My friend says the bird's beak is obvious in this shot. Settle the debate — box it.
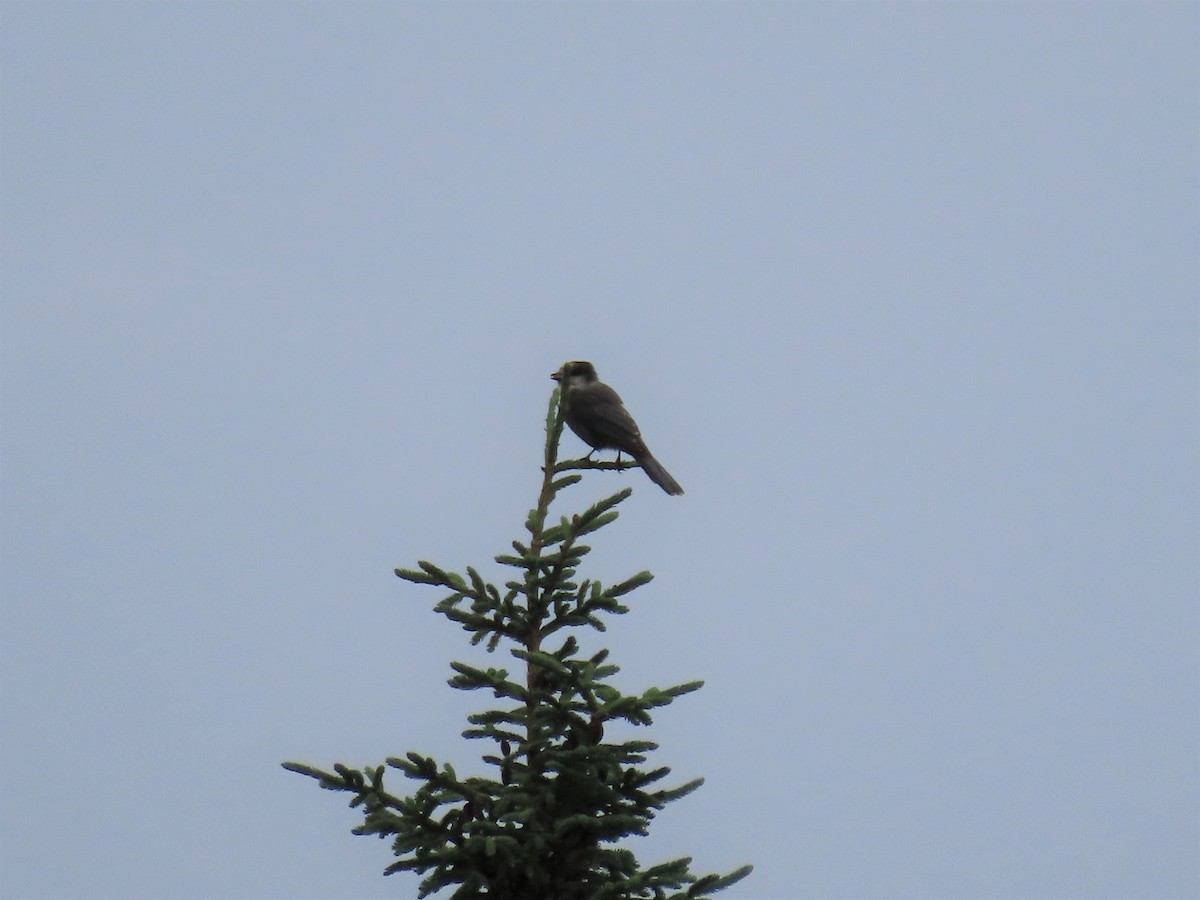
[550,369,562,381]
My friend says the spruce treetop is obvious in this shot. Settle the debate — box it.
[284,372,752,899]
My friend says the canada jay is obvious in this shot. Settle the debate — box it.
[551,360,684,496]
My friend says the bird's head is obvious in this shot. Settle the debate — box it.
[551,360,599,388]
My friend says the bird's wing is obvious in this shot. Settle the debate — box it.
[570,383,643,445]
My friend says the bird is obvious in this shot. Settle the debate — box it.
[551,360,684,496]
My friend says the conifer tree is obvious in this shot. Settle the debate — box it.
[284,374,752,899]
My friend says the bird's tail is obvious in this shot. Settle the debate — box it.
[637,451,684,496]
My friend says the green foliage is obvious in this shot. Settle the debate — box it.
[284,384,751,899]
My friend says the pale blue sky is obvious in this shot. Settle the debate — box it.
[2,3,1197,899]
